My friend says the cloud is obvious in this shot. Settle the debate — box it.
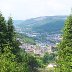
[0,0,72,20]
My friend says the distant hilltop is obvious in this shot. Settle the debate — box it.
[13,16,67,34]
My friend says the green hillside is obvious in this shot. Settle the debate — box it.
[33,19,65,33]
[13,16,66,34]
[17,33,36,45]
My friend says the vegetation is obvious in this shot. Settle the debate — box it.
[1,11,72,72]
[14,16,65,34]
[43,52,56,65]
[56,13,72,72]
[0,12,39,72]
[17,33,36,45]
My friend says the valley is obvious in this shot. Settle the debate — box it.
[13,16,67,72]
[13,16,66,47]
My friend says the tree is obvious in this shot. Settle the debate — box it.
[42,52,50,64]
[7,17,15,42]
[56,14,72,72]
[17,49,39,72]
[0,45,17,72]
[28,55,39,72]
[43,52,55,65]
[0,12,39,72]
[0,12,7,53]
[7,17,21,55]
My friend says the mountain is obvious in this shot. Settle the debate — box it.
[13,16,67,34]
[33,17,65,33]
[13,16,67,45]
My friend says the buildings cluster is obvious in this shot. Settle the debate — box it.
[19,43,56,56]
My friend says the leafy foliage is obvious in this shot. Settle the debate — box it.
[43,52,56,64]
[0,12,39,72]
[17,33,36,45]
[56,14,72,72]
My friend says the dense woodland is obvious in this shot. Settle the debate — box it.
[55,13,72,72]
[0,12,72,72]
[0,12,40,72]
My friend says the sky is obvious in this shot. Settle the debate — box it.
[0,0,72,20]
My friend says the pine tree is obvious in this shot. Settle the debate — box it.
[0,12,39,72]
[7,17,20,55]
[7,17,14,42]
[0,12,7,53]
[56,14,72,72]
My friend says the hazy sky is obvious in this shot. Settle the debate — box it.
[0,0,72,20]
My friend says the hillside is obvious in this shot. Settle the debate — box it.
[13,16,67,45]
[17,33,36,45]
[33,18,65,33]
[13,16,66,34]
